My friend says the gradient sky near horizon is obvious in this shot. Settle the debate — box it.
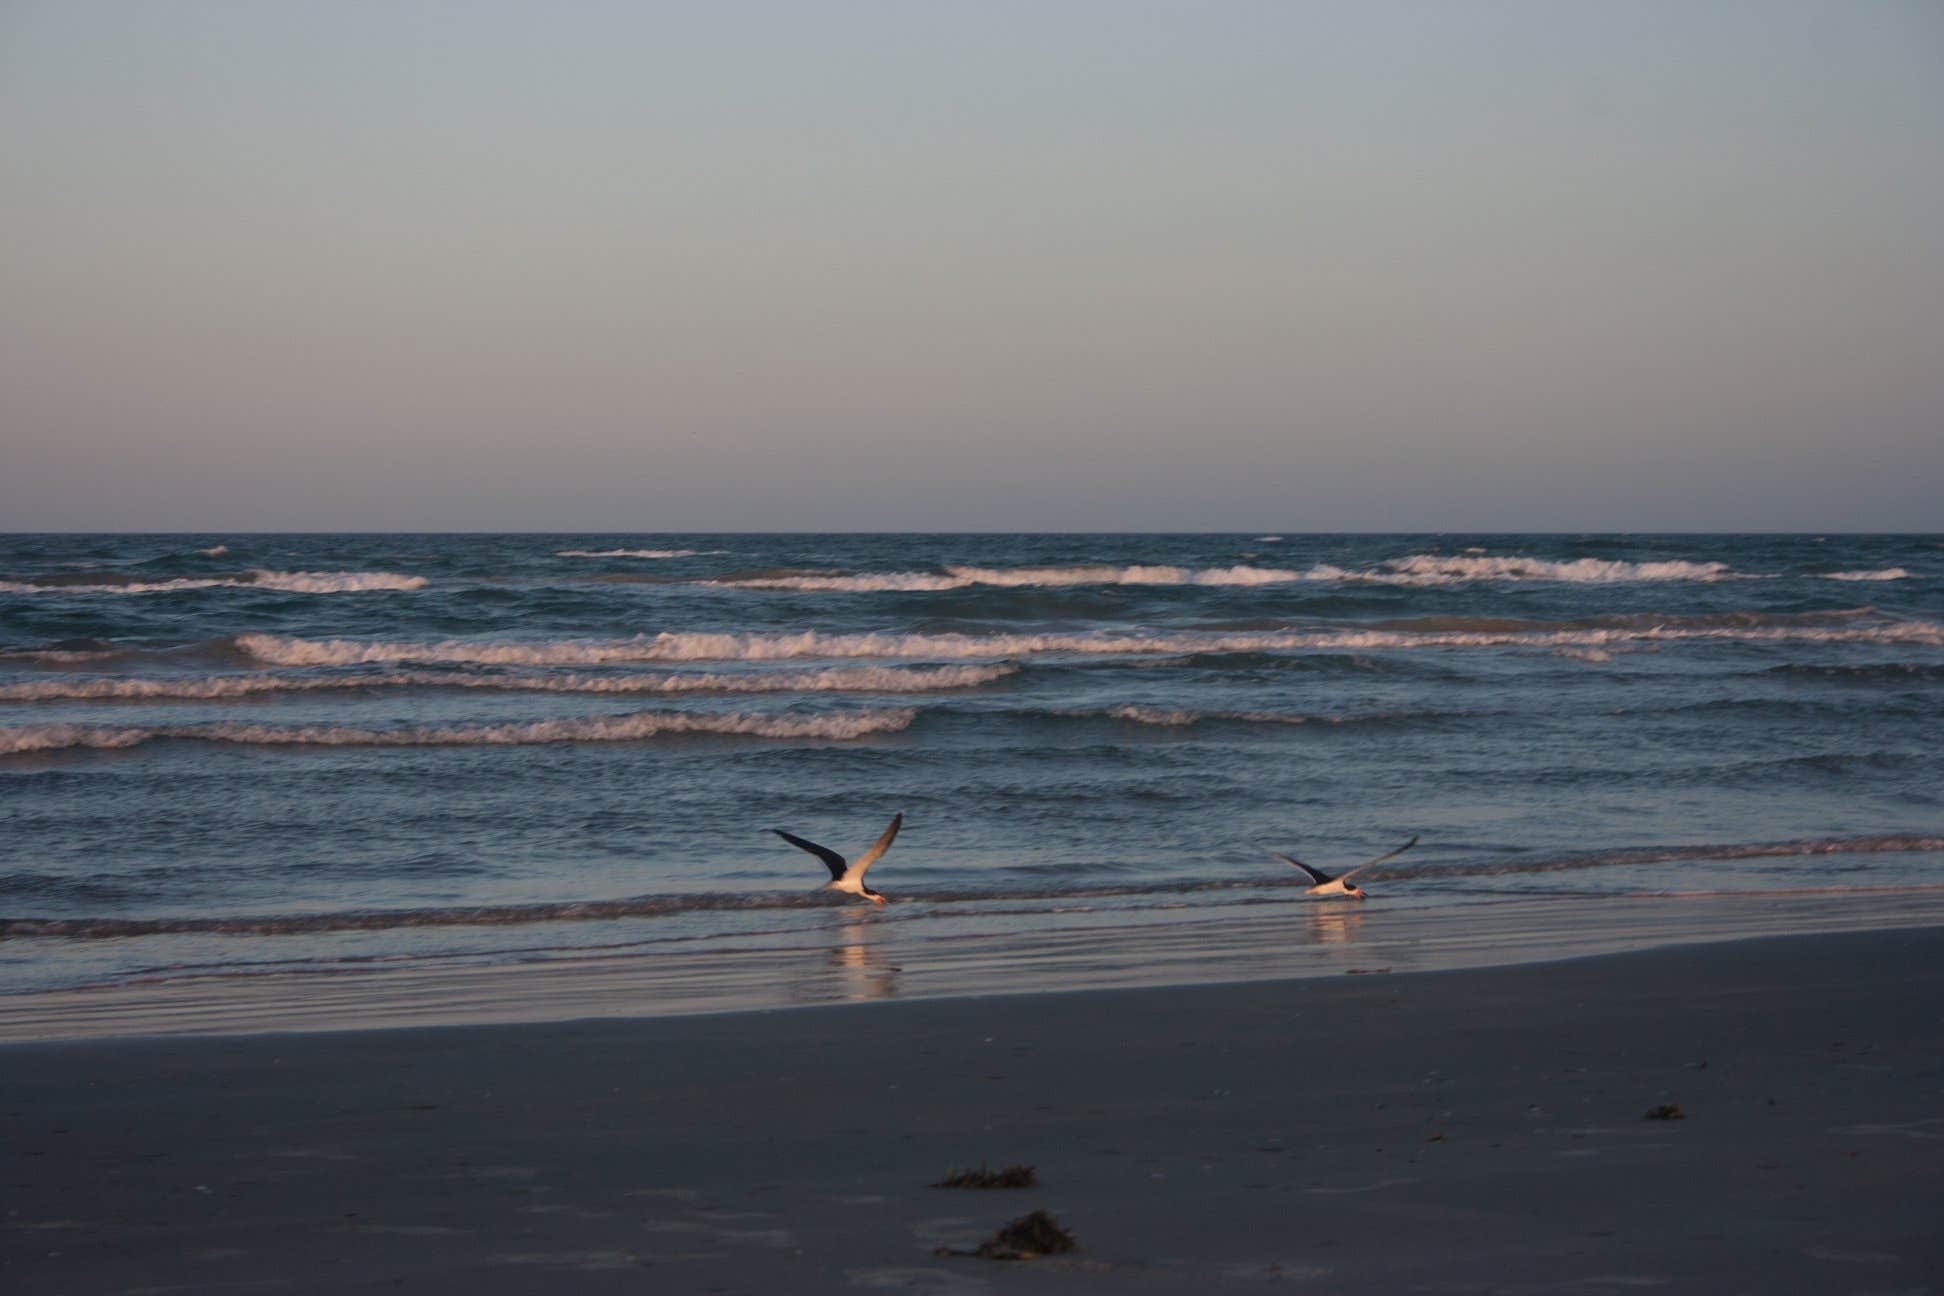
[3,1,1941,532]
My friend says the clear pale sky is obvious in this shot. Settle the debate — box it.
[3,1,1940,531]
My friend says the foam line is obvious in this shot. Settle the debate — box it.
[0,570,427,595]
[233,616,1944,667]
[0,663,1016,702]
[0,708,916,755]
[700,554,1751,591]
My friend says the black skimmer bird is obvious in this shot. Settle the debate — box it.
[772,813,902,905]
[1267,836,1418,900]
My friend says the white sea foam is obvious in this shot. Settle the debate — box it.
[556,549,702,559]
[1103,705,1204,727]
[1824,568,1913,581]
[0,663,1015,703]
[235,616,1944,668]
[700,554,1748,592]
[0,724,149,754]
[710,570,966,592]
[247,570,429,593]
[199,545,229,557]
[0,708,916,755]
[711,563,1321,591]
[1365,555,1739,585]
[0,570,427,595]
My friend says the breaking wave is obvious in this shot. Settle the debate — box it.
[1357,554,1741,585]
[699,554,1748,591]
[1824,568,1913,581]
[0,708,916,756]
[0,569,427,595]
[707,563,1313,591]
[7,834,1936,939]
[0,663,1016,703]
[232,613,1944,668]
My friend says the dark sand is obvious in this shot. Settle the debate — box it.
[5,927,1942,1293]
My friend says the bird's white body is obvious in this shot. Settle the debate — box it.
[825,874,877,901]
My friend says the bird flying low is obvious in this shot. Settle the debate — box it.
[772,813,903,905]
[1267,836,1418,900]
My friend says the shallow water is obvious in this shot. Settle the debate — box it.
[1,533,1939,1014]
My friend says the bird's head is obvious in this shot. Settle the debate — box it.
[1348,886,1368,901]
[864,888,888,906]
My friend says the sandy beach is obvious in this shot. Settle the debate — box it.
[5,925,1941,1294]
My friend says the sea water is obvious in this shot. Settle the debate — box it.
[1,534,1939,1021]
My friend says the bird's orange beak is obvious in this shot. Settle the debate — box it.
[870,894,888,906]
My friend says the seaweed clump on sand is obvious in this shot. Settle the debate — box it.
[932,1163,1038,1189]
[1643,1103,1686,1121]
[936,1208,1077,1261]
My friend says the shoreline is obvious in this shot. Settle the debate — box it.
[5,925,1941,1293]
[5,886,1944,1043]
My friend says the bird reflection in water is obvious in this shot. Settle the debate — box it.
[1307,904,1367,945]
[824,909,899,1002]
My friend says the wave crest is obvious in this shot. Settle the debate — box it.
[1367,554,1737,584]
[234,615,1944,668]
[698,553,1751,592]
[0,708,916,755]
[1824,568,1913,581]
[0,569,426,595]
[0,663,1015,703]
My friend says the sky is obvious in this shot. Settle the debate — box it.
[2,0,1941,532]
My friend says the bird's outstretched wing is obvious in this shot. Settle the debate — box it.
[846,813,903,882]
[1339,836,1419,884]
[773,829,847,881]
[1267,850,1331,886]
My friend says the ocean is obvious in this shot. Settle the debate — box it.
[2,533,1940,1026]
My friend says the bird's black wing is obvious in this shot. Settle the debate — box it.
[772,829,847,881]
[1267,850,1332,886]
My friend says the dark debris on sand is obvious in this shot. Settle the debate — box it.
[932,1162,1039,1189]
[1644,1103,1686,1120]
[936,1208,1079,1261]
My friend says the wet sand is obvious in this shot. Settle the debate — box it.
[5,926,1942,1294]
[10,887,1944,1042]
